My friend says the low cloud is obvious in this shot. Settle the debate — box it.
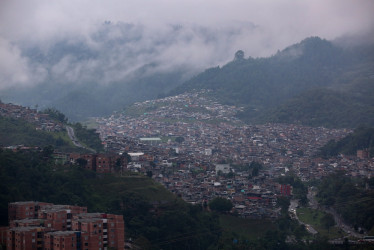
[0,0,373,90]
[0,38,47,88]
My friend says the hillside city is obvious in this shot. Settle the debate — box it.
[1,1,373,248]
[1,91,374,249]
[95,91,373,220]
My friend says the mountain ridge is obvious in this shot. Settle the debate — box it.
[169,36,374,128]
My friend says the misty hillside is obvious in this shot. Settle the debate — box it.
[3,22,240,120]
[170,37,374,128]
[2,33,373,126]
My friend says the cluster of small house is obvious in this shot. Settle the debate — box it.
[0,103,63,132]
[93,91,374,218]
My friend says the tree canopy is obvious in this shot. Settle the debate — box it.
[209,197,233,213]
[319,126,374,157]
[317,173,374,231]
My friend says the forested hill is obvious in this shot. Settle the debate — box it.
[170,37,374,128]
[319,126,374,158]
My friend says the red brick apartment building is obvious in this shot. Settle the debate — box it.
[3,201,124,250]
[68,153,126,173]
[357,149,370,159]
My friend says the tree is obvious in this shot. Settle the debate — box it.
[42,108,68,123]
[123,152,131,163]
[277,196,290,215]
[321,213,335,232]
[175,136,185,143]
[234,50,244,60]
[249,161,262,177]
[42,145,54,158]
[146,171,153,178]
[226,172,234,179]
[76,158,88,168]
[209,197,233,213]
[55,137,65,147]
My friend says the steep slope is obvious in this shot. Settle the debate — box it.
[319,126,374,157]
[172,37,346,105]
[3,21,254,121]
[0,149,221,249]
[171,37,374,128]
[251,80,374,128]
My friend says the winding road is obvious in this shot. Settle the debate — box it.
[307,189,363,238]
[289,199,318,235]
[66,126,83,147]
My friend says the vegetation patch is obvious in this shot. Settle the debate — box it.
[316,173,374,232]
[219,215,276,240]
[319,126,374,157]
[73,123,104,152]
[0,116,75,152]
[297,207,345,239]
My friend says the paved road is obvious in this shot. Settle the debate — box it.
[307,188,362,238]
[66,126,84,147]
[289,199,318,235]
[66,126,96,153]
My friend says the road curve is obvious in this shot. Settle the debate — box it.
[66,126,84,148]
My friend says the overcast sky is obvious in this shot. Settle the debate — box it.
[1,0,373,89]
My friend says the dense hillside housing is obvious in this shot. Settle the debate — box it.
[0,103,63,132]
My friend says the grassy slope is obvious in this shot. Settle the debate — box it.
[297,207,345,239]
[0,117,74,151]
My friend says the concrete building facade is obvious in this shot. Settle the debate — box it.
[4,202,125,250]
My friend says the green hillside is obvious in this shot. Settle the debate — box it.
[0,148,340,249]
[0,149,220,249]
[319,126,374,157]
[171,37,374,128]
[316,173,374,232]
[0,116,72,150]
[0,110,103,153]
[250,86,374,128]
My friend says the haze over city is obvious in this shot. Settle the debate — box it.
[1,0,373,90]
[1,1,374,249]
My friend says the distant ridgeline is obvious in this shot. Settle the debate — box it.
[170,37,374,128]
[319,126,374,158]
